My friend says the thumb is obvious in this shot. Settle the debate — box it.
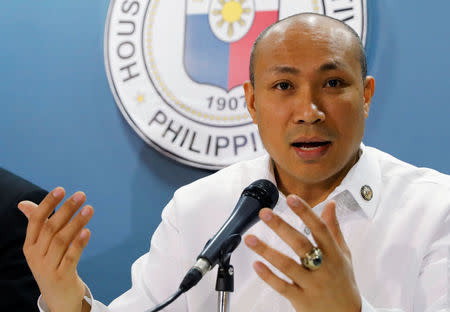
[17,200,38,219]
[321,201,350,255]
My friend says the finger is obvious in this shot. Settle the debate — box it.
[286,195,339,256]
[244,234,308,287]
[46,205,93,268]
[36,192,86,256]
[25,187,65,246]
[259,208,314,258]
[321,201,350,255]
[18,200,38,219]
[59,228,91,274]
[252,260,300,300]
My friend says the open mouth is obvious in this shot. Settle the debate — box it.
[291,141,331,149]
[291,141,332,160]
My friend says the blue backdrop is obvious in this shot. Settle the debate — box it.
[1,0,449,305]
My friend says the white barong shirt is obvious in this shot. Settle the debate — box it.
[39,145,450,311]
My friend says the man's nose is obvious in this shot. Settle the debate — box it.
[292,88,325,124]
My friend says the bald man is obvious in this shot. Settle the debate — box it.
[20,13,449,312]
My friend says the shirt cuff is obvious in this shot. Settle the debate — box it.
[361,296,377,312]
[37,284,93,312]
[361,296,405,312]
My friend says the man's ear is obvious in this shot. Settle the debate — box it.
[243,80,257,124]
[363,76,375,118]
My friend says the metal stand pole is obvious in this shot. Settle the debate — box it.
[216,253,234,312]
[217,291,231,312]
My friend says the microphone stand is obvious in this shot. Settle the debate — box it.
[215,252,234,312]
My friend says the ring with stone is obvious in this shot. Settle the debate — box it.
[301,247,323,271]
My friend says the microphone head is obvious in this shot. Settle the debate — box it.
[243,179,279,209]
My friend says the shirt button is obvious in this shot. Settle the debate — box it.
[304,227,311,235]
[360,185,373,201]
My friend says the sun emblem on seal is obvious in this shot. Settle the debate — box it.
[210,0,253,40]
[208,0,256,44]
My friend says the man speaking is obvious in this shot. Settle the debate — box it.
[18,13,449,311]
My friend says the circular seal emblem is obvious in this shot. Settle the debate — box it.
[105,0,367,170]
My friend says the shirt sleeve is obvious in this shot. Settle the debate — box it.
[413,211,449,312]
[361,210,450,312]
[37,284,108,312]
[360,296,404,312]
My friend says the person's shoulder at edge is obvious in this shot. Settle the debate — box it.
[0,168,48,312]
[0,168,48,209]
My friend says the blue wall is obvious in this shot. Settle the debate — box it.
[1,0,449,304]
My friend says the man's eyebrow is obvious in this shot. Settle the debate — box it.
[268,65,300,75]
[319,61,344,72]
[268,62,347,75]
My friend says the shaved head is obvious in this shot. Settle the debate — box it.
[249,13,367,86]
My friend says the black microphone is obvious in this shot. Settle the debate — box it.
[178,179,279,293]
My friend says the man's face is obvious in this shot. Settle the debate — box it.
[245,19,375,192]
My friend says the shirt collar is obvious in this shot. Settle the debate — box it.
[261,143,381,219]
[329,143,381,219]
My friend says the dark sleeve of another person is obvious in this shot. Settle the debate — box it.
[0,168,48,311]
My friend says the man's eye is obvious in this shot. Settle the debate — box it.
[275,82,292,90]
[326,79,341,87]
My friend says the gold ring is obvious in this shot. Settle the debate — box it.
[301,247,323,270]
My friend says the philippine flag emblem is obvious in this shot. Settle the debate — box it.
[184,0,279,91]
[105,0,367,169]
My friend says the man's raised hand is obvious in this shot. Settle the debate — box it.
[18,187,93,312]
[244,195,361,312]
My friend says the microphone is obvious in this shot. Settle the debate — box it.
[178,179,279,293]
